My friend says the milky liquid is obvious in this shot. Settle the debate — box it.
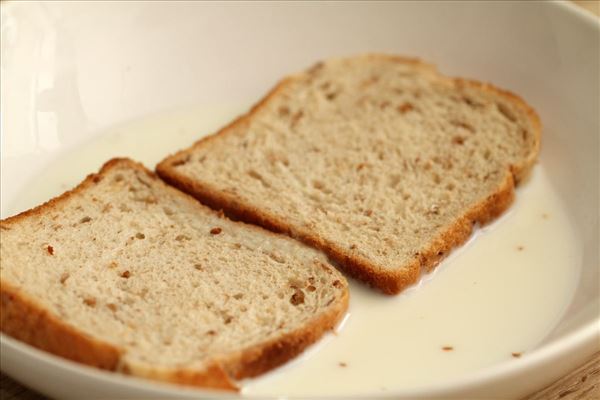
[5,106,580,397]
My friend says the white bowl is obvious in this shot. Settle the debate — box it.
[1,1,598,399]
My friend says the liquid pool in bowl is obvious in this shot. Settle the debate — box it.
[4,105,580,397]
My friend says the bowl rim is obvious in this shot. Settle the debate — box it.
[0,0,598,398]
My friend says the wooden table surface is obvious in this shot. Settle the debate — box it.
[1,1,599,399]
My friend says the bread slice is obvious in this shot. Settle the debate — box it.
[156,54,541,295]
[0,158,348,390]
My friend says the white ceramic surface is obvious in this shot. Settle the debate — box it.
[1,1,598,399]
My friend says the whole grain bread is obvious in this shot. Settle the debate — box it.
[157,54,541,294]
[0,158,348,390]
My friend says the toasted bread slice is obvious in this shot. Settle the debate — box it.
[157,54,541,294]
[0,158,348,390]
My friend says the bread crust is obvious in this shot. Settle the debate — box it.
[156,54,540,294]
[118,360,236,390]
[0,158,348,390]
[1,282,122,370]
[223,284,348,379]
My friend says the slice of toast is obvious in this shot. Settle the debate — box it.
[0,158,348,390]
[157,54,541,295]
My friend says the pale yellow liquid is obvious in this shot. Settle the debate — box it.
[5,106,580,397]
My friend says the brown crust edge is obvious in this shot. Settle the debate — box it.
[156,53,539,295]
[0,161,128,376]
[1,158,349,390]
[223,284,349,379]
[1,281,122,370]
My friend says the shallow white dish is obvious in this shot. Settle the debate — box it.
[1,1,598,399]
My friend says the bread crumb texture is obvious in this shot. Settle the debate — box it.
[157,54,540,294]
[0,159,348,390]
